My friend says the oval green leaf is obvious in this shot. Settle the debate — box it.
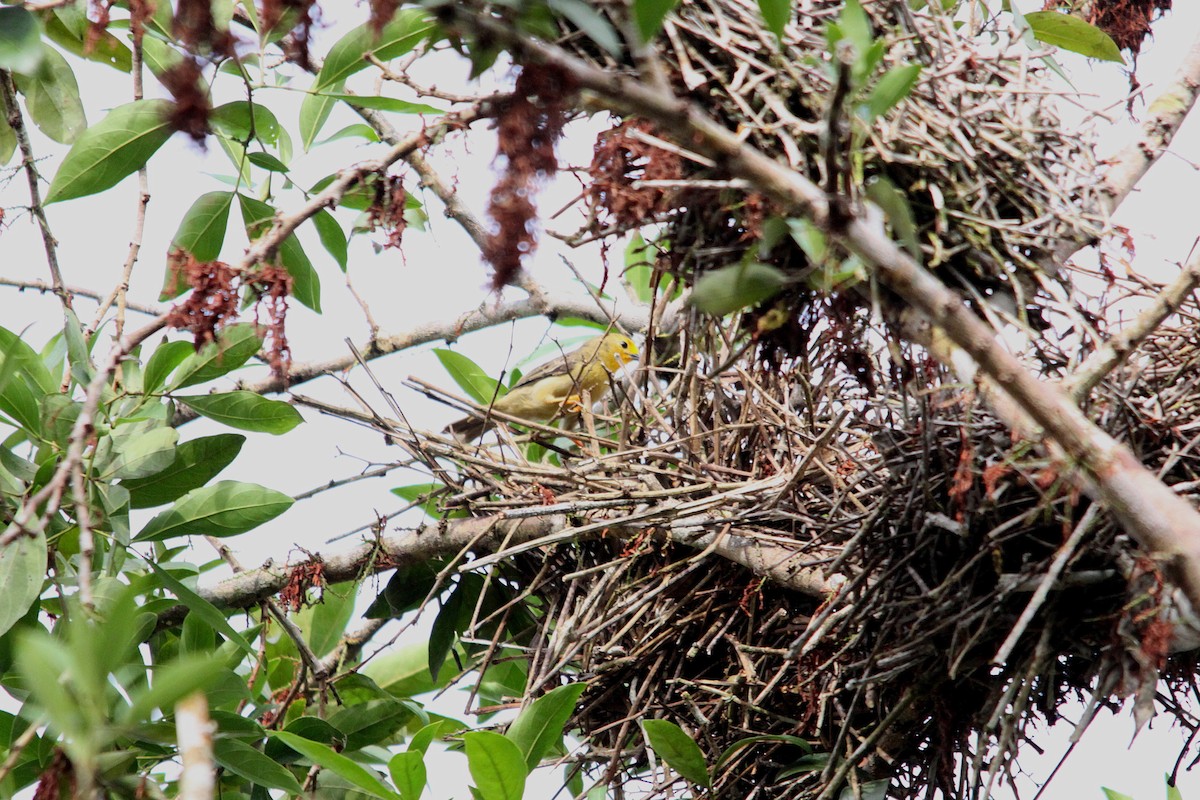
[133,480,294,542]
[689,261,788,316]
[506,682,586,770]
[169,323,264,389]
[45,99,173,204]
[13,45,87,144]
[1024,11,1124,63]
[0,8,43,74]
[642,719,711,788]
[0,528,45,638]
[433,349,503,406]
[213,738,305,795]
[271,731,401,800]
[121,433,246,508]
[177,391,303,434]
[463,731,527,800]
[388,750,427,800]
[170,191,234,262]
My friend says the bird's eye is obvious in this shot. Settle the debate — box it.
[621,340,629,349]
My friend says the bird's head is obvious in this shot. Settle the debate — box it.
[598,334,639,369]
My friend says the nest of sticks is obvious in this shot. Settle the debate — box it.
[332,1,1200,797]
[376,286,1200,799]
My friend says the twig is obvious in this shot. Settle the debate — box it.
[0,276,165,316]
[89,27,150,338]
[991,504,1100,665]
[0,71,69,310]
[203,536,329,687]
[1066,241,1200,401]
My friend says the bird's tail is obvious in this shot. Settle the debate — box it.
[445,415,491,441]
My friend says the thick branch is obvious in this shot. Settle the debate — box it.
[1091,32,1200,229]
[436,8,1200,614]
[158,508,843,627]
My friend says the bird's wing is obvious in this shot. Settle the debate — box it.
[509,349,577,390]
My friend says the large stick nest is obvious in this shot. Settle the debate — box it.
[357,1,1200,798]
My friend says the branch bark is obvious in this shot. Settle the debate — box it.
[158,504,845,628]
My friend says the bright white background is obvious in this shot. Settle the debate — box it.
[2,0,1200,797]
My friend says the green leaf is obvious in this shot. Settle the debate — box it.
[248,151,289,172]
[238,194,322,311]
[211,101,280,145]
[134,480,294,542]
[363,642,448,698]
[547,0,621,57]
[756,0,791,40]
[45,99,173,204]
[0,8,43,74]
[0,326,55,393]
[388,751,427,800]
[312,210,348,271]
[170,191,234,262]
[146,561,256,658]
[864,63,921,122]
[865,176,922,263]
[43,11,130,72]
[319,123,381,145]
[307,582,357,658]
[15,632,85,746]
[1100,790,1136,800]
[689,262,788,315]
[177,392,304,434]
[103,426,180,480]
[121,654,227,725]
[272,731,402,800]
[714,734,812,769]
[303,10,435,150]
[122,433,245,508]
[433,349,503,406]
[838,0,873,57]
[142,341,194,395]
[463,731,527,800]
[0,528,45,638]
[328,697,414,751]
[632,0,679,42]
[309,93,442,115]
[1024,11,1124,63]
[642,719,711,788]
[505,683,586,770]
[169,323,264,389]
[364,561,440,619]
[213,738,305,795]
[13,45,86,144]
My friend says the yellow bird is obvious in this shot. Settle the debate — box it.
[446,333,639,441]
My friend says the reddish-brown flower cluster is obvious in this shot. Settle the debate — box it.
[485,64,578,290]
[367,174,409,251]
[159,59,211,142]
[164,252,292,381]
[587,119,683,229]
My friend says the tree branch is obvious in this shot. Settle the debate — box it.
[157,505,845,628]
[1065,243,1200,401]
[0,71,69,310]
